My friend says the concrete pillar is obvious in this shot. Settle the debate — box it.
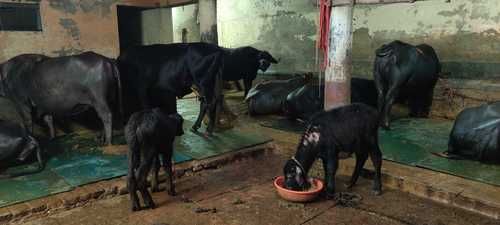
[198,0,218,44]
[324,2,353,110]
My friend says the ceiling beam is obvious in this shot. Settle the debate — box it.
[120,0,197,8]
[330,0,423,7]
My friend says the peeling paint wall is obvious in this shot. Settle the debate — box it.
[217,0,318,73]
[0,0,169,62]
[141,8,173,45]
[172,4,200,43]
[352,0,500,80]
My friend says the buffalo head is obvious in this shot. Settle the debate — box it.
[257,51,278,72]
[283,159,310,191]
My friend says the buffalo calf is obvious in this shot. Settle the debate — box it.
[125,108,184,211]
[283,103,382,198]
[374,40,440,129]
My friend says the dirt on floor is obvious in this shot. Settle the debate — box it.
[15,147,499,225]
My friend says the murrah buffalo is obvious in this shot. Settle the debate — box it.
[374,40,440,129]
[0,52,122,146]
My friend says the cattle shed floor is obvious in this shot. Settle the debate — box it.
[0,97,272,208]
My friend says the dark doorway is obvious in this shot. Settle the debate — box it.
[117,5,148,53]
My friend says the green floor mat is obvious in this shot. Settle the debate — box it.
[259,118,306,133]
[0,169,72,207]
[176,121,272,159]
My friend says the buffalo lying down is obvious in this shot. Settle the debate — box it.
[446,102,500,163]
[245,75,311,116]
[0,52,122,146]
[284,78,379,120]
[0,120,42,178]
[374,40,441,129]
[283,103,382,197]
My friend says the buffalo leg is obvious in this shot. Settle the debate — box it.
[369,139,383,195]
[322,150,338,199]
[127,149,141,211]
[234,81,243,91]
[420,89,434,117]
[373,66,386,115]
[380,85,401,130]
[345,152,368,189]
[150,156,161,192]
[95,104,113,146]
[206,99,218,135]
[43,115,56,139]
[192,97,207,132]
[161,144,176,196]
[136,147,156,209]
[243,79,253,97]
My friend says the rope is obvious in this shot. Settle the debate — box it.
[316,0,331,98]
[317,0,331,71]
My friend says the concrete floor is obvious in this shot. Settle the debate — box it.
[15,149,498,225]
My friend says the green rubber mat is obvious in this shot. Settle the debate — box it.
[178,121,273,159]
[259,118,307,133]
[0,99,271,208]
[0,169,72,207]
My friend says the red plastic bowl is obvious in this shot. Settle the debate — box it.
[274,176,324,202]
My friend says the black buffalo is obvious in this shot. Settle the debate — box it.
[0,52,122,146]
[125,108,183,211]
[221,46,278,96]
[374,40,441,129]
[0,119,42,178]
[284,78,379,120]
[446,102,500,163]
[118,43,224,135]
[245,74,311,116]
[283,103,382,197]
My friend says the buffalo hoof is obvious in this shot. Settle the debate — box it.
[381,124,391,130]
[151,186,162,193]
[131,202,141,212]
[344,182,355,190]
[190,126,200,133]
[322,191,336,200]
[145,201,156,210]
[372,189,382,196]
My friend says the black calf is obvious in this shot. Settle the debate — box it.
[283,103,382,198]
[125,108,184,211]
